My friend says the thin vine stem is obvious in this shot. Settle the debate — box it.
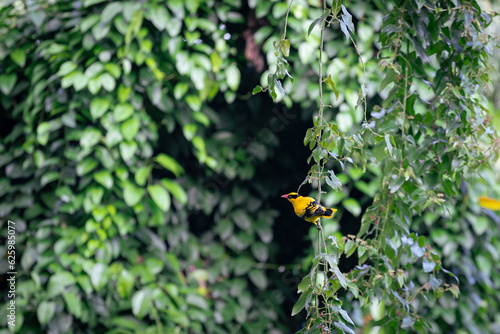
[348,35,382,138]
[400,39,410,170]
[281,0,294,40]
[317,2,326,203]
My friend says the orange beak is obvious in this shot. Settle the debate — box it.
[281,194,289,198]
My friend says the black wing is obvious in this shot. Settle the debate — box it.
[303,199,325,219]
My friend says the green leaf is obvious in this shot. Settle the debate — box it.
[33,150,44,167]
[105,63,121,78]
[89,263,108,290]
[37,301,56,325]
[149,4,170,30]
[308,17,323,37]
[57,61,78,77]
[297,274,312,293]
[211,52,223,73]
[94,170,114,189]
[99,73,116,91]
[48,271,76,293]
[215,219,234,240]
[354,180,377,197]
[249,269,267,290]
[325,74,339,101]
[470,216,488,235]
[118,85,131,103]
[291,287,313,316]
[389,177,404,194]
[10,49,26,67]
[192,112,210,127]
[147,185,171,212]
[36,121,51,146]
[80,14,100,32]
[61,71,76,88]
[234,257,253,275]
[380,70,398,91]
[280,39,290,57]
[135,166,152,186]
[335,306,355,326]
[125,9,144,50]
[155,154,185,177]
[90,98,111,120]
[274,79,286,97]
[63,292,82,318]
[88,77,102,94]
[83,0,106,7]
[186,294,208,310]
[145,257,164,274]
[41,171,59,186]
[121,118,140,141]
[114,103,135,122]
[226,64,241,91]
[334,320,355,334]
[344,240,357,258]
[385,133,393,155]
[183,123,197,141]
[117,271,134,298]
[165,252,180,271]
[101,2,123,23]
[252,85,263,95]
[119,141,137,161]
[122,58,132,74]
[92,23,110,40]
[333,266,347,288]
[409,36,430,63]
[272,2,289,18]
[251,242,269,262]
[232,209,252,230]
[358,216,371,237]
[96,146,114,169]
[186,94,201,111]
[449,284,459,299]
[132,289,152,318]
[123,181,144,207]
[73,72,89,91]
[85,62,104,78]
[174,82,189,100]
[77,158,98,176]
[80,128,102,148]
[342,198,361,217]
[161,178,187,205]
[0,74,17,95]
[326,170,342,191]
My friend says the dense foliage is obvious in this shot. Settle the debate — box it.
[263,0,500,333]
[0,0,290,332]
[0,0,499,333]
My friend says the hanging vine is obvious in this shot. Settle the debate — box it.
[256,0,498,333]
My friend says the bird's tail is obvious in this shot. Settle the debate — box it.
[322,208,337,219]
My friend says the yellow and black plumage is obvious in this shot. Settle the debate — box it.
[281,192,337,225]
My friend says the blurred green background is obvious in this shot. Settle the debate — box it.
[0,0,499,333]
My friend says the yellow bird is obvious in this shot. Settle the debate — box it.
[281,192,337,225]
[479,196,500,211]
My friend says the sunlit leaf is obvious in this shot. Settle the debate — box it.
[148,184,170,212]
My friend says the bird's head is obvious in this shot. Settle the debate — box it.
[281,192,300,202]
